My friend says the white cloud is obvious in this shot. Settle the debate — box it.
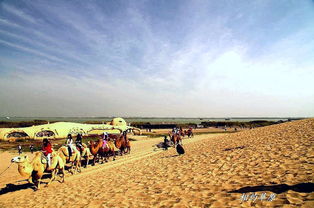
[0,0,313,117]
[2,3,37,24]
[0,39,68,64]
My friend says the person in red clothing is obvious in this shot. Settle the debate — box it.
[42,138,52,168]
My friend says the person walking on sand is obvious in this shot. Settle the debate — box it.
[176,143,185,155]
[29,144,34,154]
[18,145,22,155]
[42,138,52,169]
[163,135,169,150]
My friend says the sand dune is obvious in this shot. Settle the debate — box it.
[0,119,313,208]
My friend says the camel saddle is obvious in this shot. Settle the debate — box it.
[102,140,109,149]
[76,143,88,151]
[76,145,85,152]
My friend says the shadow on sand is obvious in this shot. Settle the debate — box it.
[0,173,57,195]
[224,146,245,151]
[161,155,180,158]
[0,183,36,195]
[228,182,314,194]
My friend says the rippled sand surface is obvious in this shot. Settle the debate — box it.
[0,119,313,208]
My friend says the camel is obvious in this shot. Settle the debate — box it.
[100,139,116,162]
[111,133,129,155]
[11,152,65,190]
[153,140,172,151]
[179,127,185,137]
[169,133,182,147]
[79,143,93,168]
[89,138,116,165]
[96,137,115,163]
[179,130,185,137]
[186,129,194,138]
[58,146,81,174]
[125,138,131,154]
[89,139,101,166]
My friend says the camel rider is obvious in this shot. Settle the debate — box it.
[66,134,74,157]
[76,133,83,154]
[123,131,129,142]
[172,127,176,134]
[173,127,178,135]
[102,132,108,149]
[42,138,52,168]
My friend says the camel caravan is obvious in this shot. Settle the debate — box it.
[9,118,139,190]
[169,127,194,146]
[154,127,194,151]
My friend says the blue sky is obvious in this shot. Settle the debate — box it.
[0,0,313,117]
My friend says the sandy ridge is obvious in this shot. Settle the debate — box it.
[0,119,313,208]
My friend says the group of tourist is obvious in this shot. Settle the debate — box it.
[17,133,85,168]
[17,144,34,155]
[21,132,117,169]
[65,133,83,157]
[171,126,193,137]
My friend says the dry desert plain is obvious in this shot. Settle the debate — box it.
[0,119,313,208]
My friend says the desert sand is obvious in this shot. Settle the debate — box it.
[0,119,313,208]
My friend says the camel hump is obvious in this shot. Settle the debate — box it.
[34,151,41,157]
[108,141,115,149]
[58,146,72,158]
[31,151,44,162]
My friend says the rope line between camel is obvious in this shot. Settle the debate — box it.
[0,163,13,177]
